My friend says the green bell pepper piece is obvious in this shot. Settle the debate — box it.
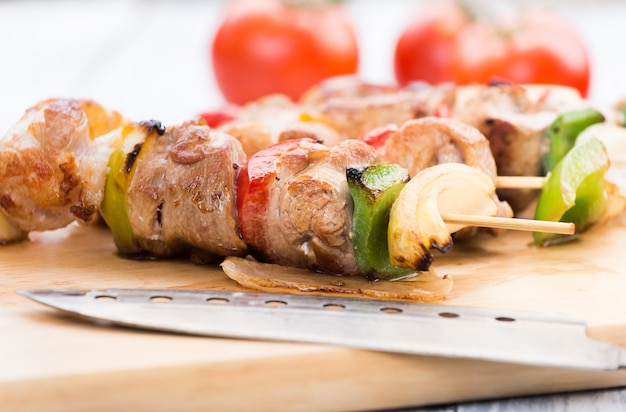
[534,137,610,246]
[543,108,605,173]
[100,134,143,255]
[347,164,416,280]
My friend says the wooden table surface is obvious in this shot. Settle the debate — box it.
[3,213,626,411]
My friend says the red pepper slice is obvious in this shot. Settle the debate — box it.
[359,124,398,150]
[237,138,323,242]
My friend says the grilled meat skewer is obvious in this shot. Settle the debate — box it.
[0,97,519,278]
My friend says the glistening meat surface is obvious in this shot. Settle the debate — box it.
[240,138,378,275]
[119,121,248,259]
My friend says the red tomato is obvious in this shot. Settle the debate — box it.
[211,0,359,105]
[394,4,591,97]
[452,10,590,97]
[394,2,469,86]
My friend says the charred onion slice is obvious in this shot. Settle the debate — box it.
[388,163,504,271]
[221,257,453,303]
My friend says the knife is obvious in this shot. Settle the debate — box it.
[18,287,626,371]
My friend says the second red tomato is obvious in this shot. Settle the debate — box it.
[394,3,591,97]
[452,10,590,97]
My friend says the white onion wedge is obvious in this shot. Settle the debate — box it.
[388,163,506,271]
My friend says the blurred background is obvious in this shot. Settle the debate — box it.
[1,0,625,133]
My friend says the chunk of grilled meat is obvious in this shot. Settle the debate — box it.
[0,98,125,242]
[452,84,558,212]
[239,138,379,276]
[299,76,425,140]
[379,116,498,180]
[300,75,399,106]
[108,121,248,259]
[163,122,248,258]
[219,94,341,157]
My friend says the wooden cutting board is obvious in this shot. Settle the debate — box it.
[2,213,626,412]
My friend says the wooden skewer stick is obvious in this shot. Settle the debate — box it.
[439,175,575,234]
[495,176,547,190]
[440,213,576,235]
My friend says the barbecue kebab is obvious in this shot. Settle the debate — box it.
[1,80,623,301]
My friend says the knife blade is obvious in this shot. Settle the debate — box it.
[18,287,626,371]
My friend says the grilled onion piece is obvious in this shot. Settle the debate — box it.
[221,256,453,303]
[388,163,511,271]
